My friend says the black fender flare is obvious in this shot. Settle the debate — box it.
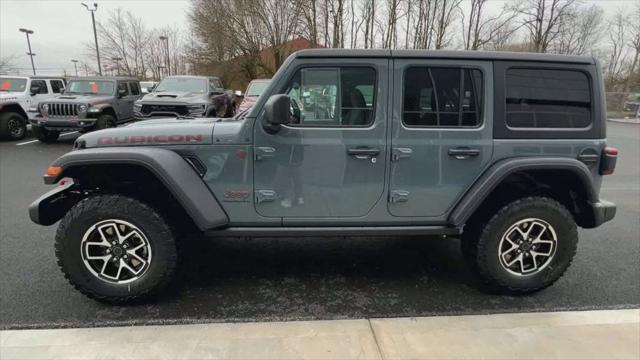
[448,157,598,227]
[31,147,229,230]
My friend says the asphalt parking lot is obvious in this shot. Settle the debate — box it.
[0,122,638,330]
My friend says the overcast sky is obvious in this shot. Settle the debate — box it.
[0,0,634,75]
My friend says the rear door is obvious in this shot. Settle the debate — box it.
[389,59,493,217]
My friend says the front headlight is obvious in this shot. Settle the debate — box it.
[78,104,88,113]
[41,103,49,112]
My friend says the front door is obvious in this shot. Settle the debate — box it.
[389,59,493,217]
[116,81,134,121]
[253,60,389,219]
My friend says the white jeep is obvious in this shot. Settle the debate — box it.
[0,76,66,140]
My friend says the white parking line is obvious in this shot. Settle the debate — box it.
[16,131,79,146]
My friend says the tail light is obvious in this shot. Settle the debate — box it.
[600,147,618,175]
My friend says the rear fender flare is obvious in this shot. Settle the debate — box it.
[449,157,598,227]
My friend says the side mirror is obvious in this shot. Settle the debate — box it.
[263,94,291,133]
[118,89,127,98]
[30,85,41,96]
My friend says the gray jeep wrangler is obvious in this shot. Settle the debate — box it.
[134,75,235,119]
[30,77,141,142]
[29,49,617,303]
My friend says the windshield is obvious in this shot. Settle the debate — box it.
[0,78,28,92]
[66,80,115,95]
[155,78,207,93]
[246,81,270,97]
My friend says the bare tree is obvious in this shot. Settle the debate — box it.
[606,11,629,78]
[554,4,604,55]
[462,0,520,50]
[623,3,640,93]
[0,54,18,73]
[433,0,462,49]
[515,0,579,53]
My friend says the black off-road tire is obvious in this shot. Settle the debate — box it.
[55,195,177,303]
[32,125,60,143]
[461,196,578,294]
[94,114,116,130]
[0,112,27,140]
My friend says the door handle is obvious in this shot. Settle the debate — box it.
[347,147,380,159]
[448,147,480,159]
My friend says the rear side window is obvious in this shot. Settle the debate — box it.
[403,67,483,127]
[505,68,591,128]
[50,80,64,93]
[129,82,140,95]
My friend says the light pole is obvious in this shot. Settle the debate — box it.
[71,59,79,76]
[112,57,122,76]
[82,3,101,75]
[156,65,165,81]
[159,35,170,76]
[18,28,36,75]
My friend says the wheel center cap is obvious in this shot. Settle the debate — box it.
[112,246,124,256]
[521,242,532,251]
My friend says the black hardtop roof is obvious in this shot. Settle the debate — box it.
[68,76,138,81]
[293,48,594,64]
[164,75,221,80]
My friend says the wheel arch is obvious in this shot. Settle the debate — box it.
[31,147,228,231]
[450,157,599,229]
[0,103,29,120]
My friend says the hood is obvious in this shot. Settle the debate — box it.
[47,94,113,104]
[77,117,217,148]
[139,91,209,104]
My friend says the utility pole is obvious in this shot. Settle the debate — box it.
[159,35,170,76]
[83,63,89,76]
[19,28,36,75]
[71,59,79,76]
[82,3,101,75]
[112,57,122,76]
[156,65,165,81]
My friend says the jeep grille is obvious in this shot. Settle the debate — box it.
[141,104,189,116]
[46,103,80,117]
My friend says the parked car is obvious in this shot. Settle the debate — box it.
[29,49,617,303]
[237,78,271,112]
[29,76,141,142]
[140,81,158,95]
[134,75,235,119]
[623,93,640,115]
[0,76,66,140]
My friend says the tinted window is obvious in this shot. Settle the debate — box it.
[505,68,591,128]
[0,78,27,92]
[31,80,48,94]
[286,67,376,126]
[50,80,64,93]
[129,82,140,95]
[67,80,115,95]
[403,67,483,127]
[117,82,129,96]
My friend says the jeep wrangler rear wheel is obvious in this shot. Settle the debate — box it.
[462,197,578,294]
[32,126,60,143]
[0,112,27,140]
[55,195,177,303]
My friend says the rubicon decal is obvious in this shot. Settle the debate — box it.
[97,134,204,145]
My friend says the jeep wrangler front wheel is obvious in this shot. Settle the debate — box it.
[0,112,27,140]
[55,195,177,303]
[462,197,578,294]
[32,126,60,143]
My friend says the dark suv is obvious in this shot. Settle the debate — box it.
[30,77,141,142]
[29,49,616,303]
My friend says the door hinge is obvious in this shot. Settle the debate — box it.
[255,146,276,161]
[392,147,413,162]
[256,190,277,203]
[390,190,410,203]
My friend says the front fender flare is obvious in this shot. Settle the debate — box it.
[35,147,229,230]
[449,157,598,227]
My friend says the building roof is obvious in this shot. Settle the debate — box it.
[293,48,594,64]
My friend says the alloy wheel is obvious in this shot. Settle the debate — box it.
[8,118,24,138]
[80,219,152,284]
[498,218,557,276]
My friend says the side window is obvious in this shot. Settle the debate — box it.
[50,80,64,93]
[285,67,376,126]
[129,82,140,95]
[31,80,48,94]
[403,67,483,127]
[210,79,222,91]
[117,82,129,96]
[505,68,591,128]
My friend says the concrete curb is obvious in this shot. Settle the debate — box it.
[608,118,640,124]
[1,309,638,360]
